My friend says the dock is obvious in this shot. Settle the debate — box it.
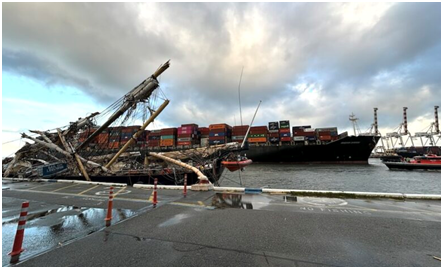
[2,178,441,267]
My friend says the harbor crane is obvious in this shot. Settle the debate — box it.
[413,106,441,147]
[385,107,415,149]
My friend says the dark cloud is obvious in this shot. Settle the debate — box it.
[2,2,441,134]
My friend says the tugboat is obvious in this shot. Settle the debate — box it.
[383,154,441,170]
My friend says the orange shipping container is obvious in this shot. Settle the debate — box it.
[160,139,175,147]
[248,137,267,143]
[209,123,231,130]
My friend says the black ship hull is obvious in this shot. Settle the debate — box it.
[242,135,380,164]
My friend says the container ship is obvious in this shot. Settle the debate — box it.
[75,120,379,165]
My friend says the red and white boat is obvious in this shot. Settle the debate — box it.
[222,158,253,172]
[383,154,441,170]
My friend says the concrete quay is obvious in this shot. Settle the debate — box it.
[2,179,441,267]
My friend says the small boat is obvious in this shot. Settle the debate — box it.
[383,154,441,170]
[222,157,253,172]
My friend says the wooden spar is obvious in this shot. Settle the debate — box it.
[29,130,53,144]
[148,152,209,182]
[22,133,72,158]
[105,99,170,168]
[21,133,111,174]
[75,60,170,152]
[57,129,91,181]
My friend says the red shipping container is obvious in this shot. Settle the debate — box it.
[198,127,210,135]
[319,135,332,141]
[281,137,292,142]
[279,128,291,133]
[318,131,331,136]
[269,133,279,137]
[181,123,199,128]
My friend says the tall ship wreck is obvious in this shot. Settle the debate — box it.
[3,61,244,186]
[3,60,380,186]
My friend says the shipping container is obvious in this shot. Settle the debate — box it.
[319,135,332,141]
[280,132,291,137]
[181,123,199,128]
[293,125,311,129]
[209,139,228,145]
[268,122,279,130]
[279,120,290,128]
[280,137,292,142]
[269,137,280,143]
[316,127,337,133]
[248,133,266,138]
[177,141,192,146]
[160,139,175,147]
[209,123,232,130]
[293,136,305,141]
[269,132,280,138]
[248,137,267,143]
[279,128,291,133]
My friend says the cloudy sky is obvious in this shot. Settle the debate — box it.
[2,2,441,157]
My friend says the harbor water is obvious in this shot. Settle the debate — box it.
[220,158,441,194]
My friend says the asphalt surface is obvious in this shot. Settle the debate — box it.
[2,179,441,267]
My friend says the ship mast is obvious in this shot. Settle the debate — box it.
[76,60,170,152]
[349,113,360,136]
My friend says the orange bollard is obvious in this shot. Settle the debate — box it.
[153,178,158,208]
[105,186,114,227]
[9,201,29,263]
[183,174,187,198]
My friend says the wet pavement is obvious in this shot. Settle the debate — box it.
[2,179,441,266]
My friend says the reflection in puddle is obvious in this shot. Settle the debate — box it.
[2,206,136,266]
[159,213,190,228]
[212,193,254,209]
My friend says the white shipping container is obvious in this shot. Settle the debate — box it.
[304,128,315,132]
[293,136,305,141]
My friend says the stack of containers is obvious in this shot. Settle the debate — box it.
[137,130,149,149]
[232,125,249,144]
[209,123,232,145]
[177,124,199,146]
[304,127,317,142]
[160,128,177,147]
[198,127,210,147]
[97,128,110,148]
[248,126,268,144]
[147,129,161,147]
[292,125,311,143]
[279,120,291,143]
[268,122,279,144]
[316,127,338,142]
[120,125,141,148]
[108,127,122,149]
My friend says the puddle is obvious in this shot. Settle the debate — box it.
[211,193,272,210]
[2,206,137,266]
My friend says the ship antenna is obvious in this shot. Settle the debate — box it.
[238,66,244,126]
